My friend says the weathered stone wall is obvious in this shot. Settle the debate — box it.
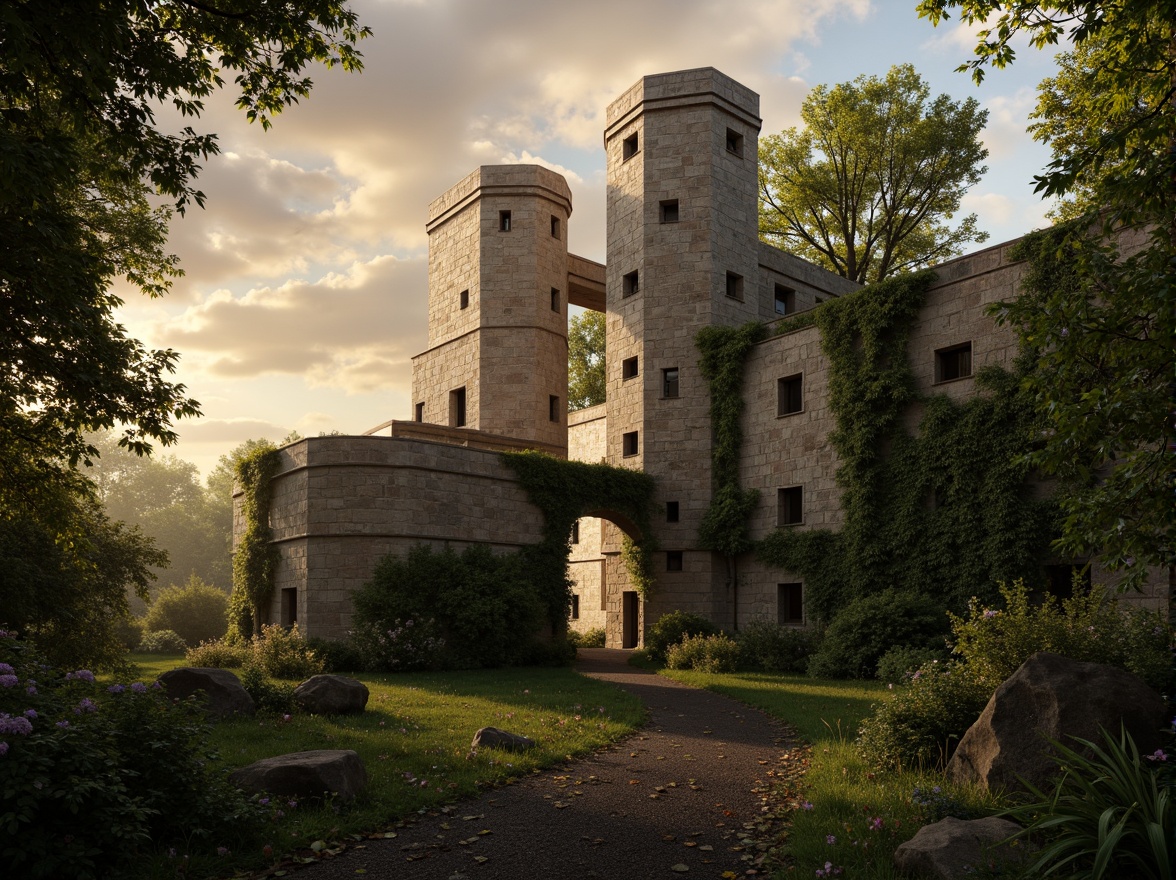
[568,404,609,635]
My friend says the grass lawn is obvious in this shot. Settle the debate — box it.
[123,654,645,878]
[661,668,999,879]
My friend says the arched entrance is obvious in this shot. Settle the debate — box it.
[568,509,645,649]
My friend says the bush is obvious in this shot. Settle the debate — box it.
[115,614,143,652]
[876,644,950,685]
[950,579,1173,691]
[856,660,989,771]
[645,610,719,662]
[305,636,365,673]
[136,629,187,654]
[352,544,548,669]
[184,639,249,669]
[665,633,741,673]
[238,662,297,714]
[806,589,950,679]
[249,623,323,679]
[736,618,821,673]
[0,630,263,877]
[143,575,228,647]
[351,617,445,673]
[568,627,606,648]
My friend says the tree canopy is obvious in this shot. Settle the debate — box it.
[919,0,1174,589]
[758,63,989,284]
[568,310,607,410]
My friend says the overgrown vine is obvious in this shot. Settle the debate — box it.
[229,443,282,639]
[502,451,658,627]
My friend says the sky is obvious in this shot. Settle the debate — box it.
[114,0,1065,480]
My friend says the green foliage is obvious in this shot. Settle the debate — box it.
[503,450,657,615]
[949,579,1173,692]
[237,663,297,715]
[144,574,228,647]
[695,322,767,560]
[666,632,741,673]
[875,644,950,685]
[304,637,365,673]
[1000,726,1172,880]
[185,639,250,670]
[806,589,951,680]
[115,615,144,652]
[759,63,989,283]
[351,615,447,672]
[568,310,606,410]
[229,443,282,638]
[0,631,263,877]
[567,627,607,648]
[136,629,188,654]
[644,610,720,662]
[856,660,990,771]
[735,618,822,674]
[247,623,323,680]
[758,271,1055,621]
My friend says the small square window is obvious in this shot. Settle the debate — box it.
[622,132,639,160]
[778,583,803,624]
[623,270,640,297]
[774,284,795,316]
[666,551,683,572]
[571,594,580,620]
[726,128,744,157]
[571,521,580,545]
[622,356,639,380]
[935,342,973,382]
[659,199,679,223]
[662,367,679,398]
[450,387,467,428]
[551,215,560,239]
[778,486,803,526]
[777,374,803,416]
[622,431,639,457]
[551,287,560,313]
[549,395,560,422]
[459,289,469,310]
[499,210,511,232]
[725,271,743,301]
[414,402,424,423]
[666,501,679,523]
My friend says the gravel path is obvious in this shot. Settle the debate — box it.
[292,648,796,879]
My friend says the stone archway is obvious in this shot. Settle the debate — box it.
[569,509,646,649]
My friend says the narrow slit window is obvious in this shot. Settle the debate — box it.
[549,395,560,423]
[571,521,580,544]
[662,367,679,398]
[725,271,743,301]
[459,288,469,310]
[550,287,560,313]
[777,583,803,624]
[666,501,679,523]
[726,128,744,157]
[778,486,803,526]
[571,595,580,620]
[659,199,679,223]
[414,402,424,423]
[450,387,467,428]
[622,133,639,160]
[774,284,795,316]
[622,356,639,380]
[499,210,511,231]
[935,342,973,382]
[622,431,639,457]
[777,374,803,416]
[666,551,683,572]
[622,270,639,297]
[551,215,560,239]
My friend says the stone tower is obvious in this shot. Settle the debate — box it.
[603,69,762,628]
[411,165,572,452]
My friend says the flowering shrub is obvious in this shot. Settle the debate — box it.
[185,638,250,669]
[351,617,445,672]
[875,644,949,685]
[736,617,821,673]
[0,630,262,878]
[645,610,719,662]
[950,579,1172,691]
[135,628,187,653]
[665,633,740,673]
[248,623,323,679]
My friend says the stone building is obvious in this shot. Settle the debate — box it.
[243,68,1166,647]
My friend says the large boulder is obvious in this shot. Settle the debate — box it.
[293,674,369,715]
[157,667,255,718]
[230,749,367,802]
[893,816,1029,879]
[947,652,1166,793]
[470,726,536,753]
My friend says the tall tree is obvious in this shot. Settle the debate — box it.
[917,0,1174,591]
[758,63,989,284]
[568,310,607,410]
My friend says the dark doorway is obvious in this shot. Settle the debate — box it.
[622,591,640,648]
[281,588,297,627]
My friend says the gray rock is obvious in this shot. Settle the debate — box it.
[947,652,1166,793]
[157,667,255,718]
[230,749,367,802]
[893,816,1029,879]
[470,726,536,753]
[293,674,369,715]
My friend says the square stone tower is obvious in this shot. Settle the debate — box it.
[604,69,763,627]
[411,165,572,451]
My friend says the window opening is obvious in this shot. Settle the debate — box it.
[414,402,424,423]
[549,395,560,423]
[551,215,560,239]
[726,128,744,157]
[666,501,679,523]
[666,551,683,572]
[778,486,803,526]
[459,289,469,310]
[450,387,467,428]
[622,431,639,457]
[662,367,679,398]
[622,270,639,297]
[774,284,795,316]
[935,342,973,382]
[659,199,679,223]
[571,521,580,544]
[571,595,580,620]
[777,583,803,624]
[622,133,639,160]
[551,287,560,313]
[622,356,639,380]
[499,210,511,231]
[725,271,744,301]
[777,374,803,416]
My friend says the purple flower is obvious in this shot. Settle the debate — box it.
[0,714,33,736]
[23,709,36,719]
[55,720,70,729]
[107,684,125,694]
[259,797,270,806]
[1145,749,1168,762]
[0,674,18,688]
[801,801,814,811]
[131,682,148,694]
[151,681,162,690]
[869,817,883,831]
[74,697,98,714]
[982,609,998,619]
[826,834,837,844]
[0,742,8,756]
[25,684,36,695]
[0,662,14,675]
[66,670,96,683]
